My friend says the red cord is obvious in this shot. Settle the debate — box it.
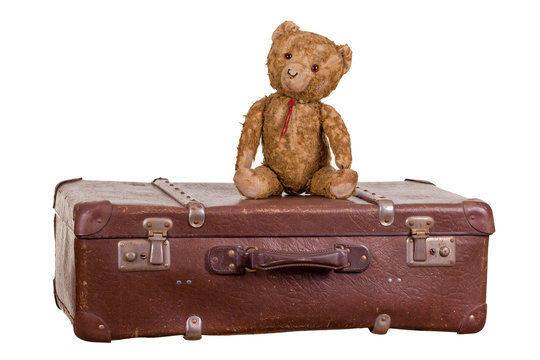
[279,98,297,141]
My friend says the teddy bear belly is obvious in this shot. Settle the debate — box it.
[264,153,323,193]
[261,96,330,193]
[262,127,329,192]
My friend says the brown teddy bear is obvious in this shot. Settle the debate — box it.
[234,21,358,199]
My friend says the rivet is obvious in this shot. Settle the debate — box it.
[176,280,182,286]
[409,221,414,226]
[163,242,168,246]
[211,256,218,263]
[164,222,170,228]
[191,318,198,324]
[361,255,367,262]
[439,246,450,257]
[469,315,475,321]
[229,263,236,270]
[408,238,413,243]
[186,280,192,285]
[381,316,387,322]
[397,278,402,283]
[409,260,414,265]
[98,324,105,330]
[124,252,136,262]
[426,221,431,226]
[147,222,152,228]
[97,218,102,224]
[228,250,235,257]
[384,218,389,223]
[450,238,455,243]
[119,242,125,247]
[387,278,393,283]
[470,215,476,220]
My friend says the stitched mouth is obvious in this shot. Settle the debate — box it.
[287,69,298,79]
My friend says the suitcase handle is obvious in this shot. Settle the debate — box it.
[208,244,370,275]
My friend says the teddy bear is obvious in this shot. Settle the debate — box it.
[234,21,358,199]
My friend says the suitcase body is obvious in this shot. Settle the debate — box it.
[53,178,494,341]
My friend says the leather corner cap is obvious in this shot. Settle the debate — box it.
[463,199,495,234]
[458,304,487,334]
[74,200,112,236]
[74,311,111,342]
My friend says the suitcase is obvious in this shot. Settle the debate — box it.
[53,178,494,341]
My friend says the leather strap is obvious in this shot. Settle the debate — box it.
[208,244,370,275]
[152,178,205,228]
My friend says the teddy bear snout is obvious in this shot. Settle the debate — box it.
[281,63,311,93]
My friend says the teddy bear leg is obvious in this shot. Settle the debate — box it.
[309,166,358,199]
[233,166,283,199]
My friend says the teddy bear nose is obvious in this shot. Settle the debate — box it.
[287,69,298,78]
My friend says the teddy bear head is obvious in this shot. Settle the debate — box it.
[267,21,352,102]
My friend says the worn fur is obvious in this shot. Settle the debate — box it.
[234,21,358,199]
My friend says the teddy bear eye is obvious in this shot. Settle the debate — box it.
[311,64,319,72]
[284,52,292,60]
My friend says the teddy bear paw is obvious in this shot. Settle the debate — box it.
[233,168,264,199]
[330,169,358,199]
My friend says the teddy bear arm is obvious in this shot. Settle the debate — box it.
[235,97,267,170]
[321,104,352,169]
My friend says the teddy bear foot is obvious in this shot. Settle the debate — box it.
[234,166,283,199]
[329,169,358,199]
[234,168,263,198]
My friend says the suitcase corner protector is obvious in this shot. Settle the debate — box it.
[457,303,487,334]
[74,311,112,342]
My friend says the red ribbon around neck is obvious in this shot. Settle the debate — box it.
[279,98,297,141]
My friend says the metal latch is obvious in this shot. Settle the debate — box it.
[118,218,172,272]
[405,216,455,267]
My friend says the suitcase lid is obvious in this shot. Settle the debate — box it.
[54,178,494,239]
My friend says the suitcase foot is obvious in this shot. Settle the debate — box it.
[370,314,391,335]
[184,316,202,340]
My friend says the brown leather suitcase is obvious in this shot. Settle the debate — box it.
[53,178,494,341]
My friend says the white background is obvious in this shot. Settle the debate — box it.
[1,0,539,358]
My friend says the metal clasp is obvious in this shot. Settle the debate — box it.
[144,218,172,265]
[405,216,455,267]
[118,218,172,272]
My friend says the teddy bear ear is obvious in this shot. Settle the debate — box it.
[337,44,353,74]
[272,21,300,41]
